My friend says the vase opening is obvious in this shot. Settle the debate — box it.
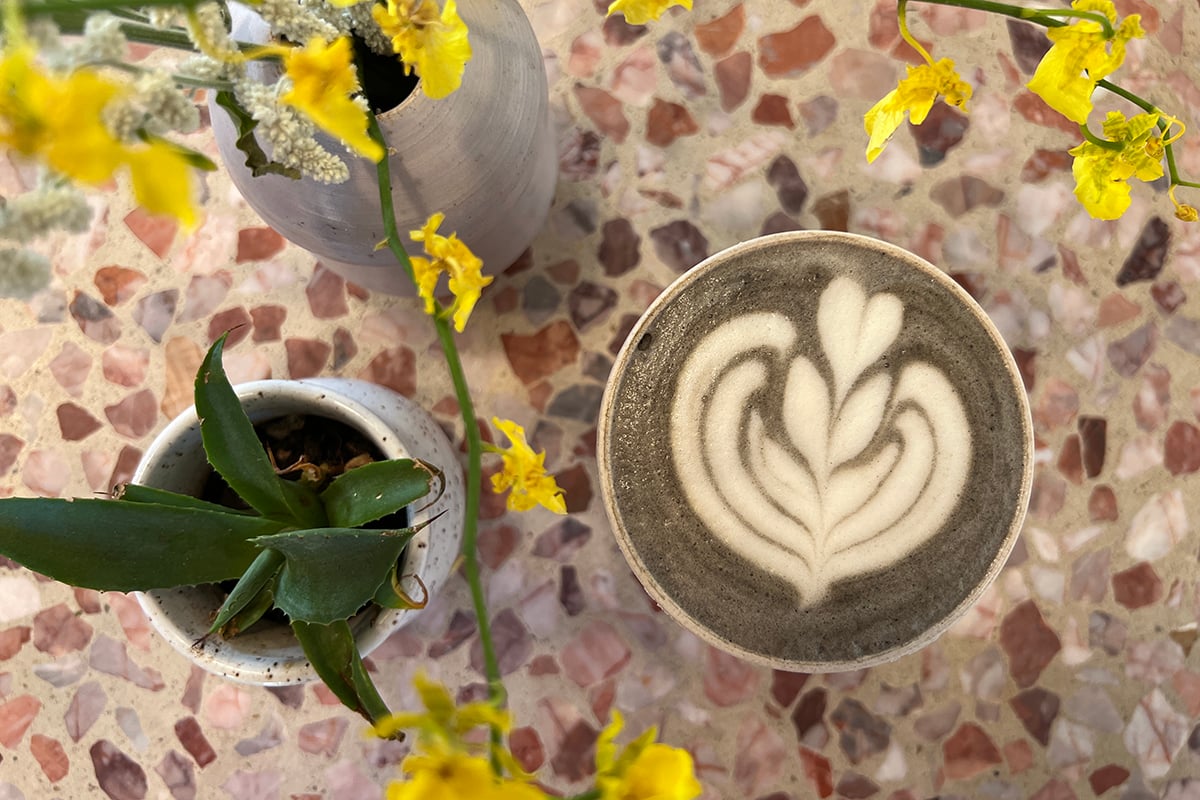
[353,35,421,114]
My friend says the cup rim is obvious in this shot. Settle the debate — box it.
[597,230,1035,671]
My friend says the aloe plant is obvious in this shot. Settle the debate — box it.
[0,333,442,725]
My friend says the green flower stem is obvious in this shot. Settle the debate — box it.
[564,791,602,800]
[20,0,203,13]
[368,114,506,767]
[48,8,259,53]
[1079,123,1123,151]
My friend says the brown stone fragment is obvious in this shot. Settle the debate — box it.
[597,218,641,277]
[714,51,752,111]
[1116,216,1170,286]
[1089,764,1130,795]
[94,266,147,306]
[1011,348,1035,391]
[0,626,30,660]
[1088,485,1118,521]
[798,746,833,798]
[360,346,416,397]
[509,726,545,772]
[999,599,1061,687]
[695,4,744,55]
[249,305,287,342]
[305,265,349,319]
[284,338,331,379]
[771,670,809,707]
[1014,91,1083,134]
[1057,435,1082,484]
[1020,148,1072,182]
[814,190,850,231]
[104,390,158,439]
[758,17,835,77]
[1030,778,1077,800]
[1112,562,1163,609]
[930,176,1005,217]
[573,85,630,143]
[502,322,581,385]
[555,463,592,514]
[1009,687,1059,745]
[235,227,285,262]
[89,739,147,800]
[57,403,103,441]
[1077,416,1106,478]
[1164,420,1200,475]
[835,772,879,799]
[207,307,252,346]
[942,722,1002,779]
[173,717,216,768]
[751,94,795,128]
[645,98,699,147]
[650,220,709,272]
[1152,281,1186,314]
[1097,293,1141,327]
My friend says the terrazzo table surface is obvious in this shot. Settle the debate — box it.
[4,0,1200,797]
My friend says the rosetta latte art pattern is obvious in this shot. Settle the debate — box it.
[670,276,972,605]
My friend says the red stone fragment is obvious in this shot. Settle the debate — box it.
[33,603,94,655]
[1003,739,1033,773]
[1078,416,1106,478]
[1112,562,1163,609]
[1152,281,1186,314]
[1164,420,1200,475]
[1030,778,1077,800]
[104,390,158,439]
[999,600,1061,688]
[306,264,349,320]
[235,227,285,262]
[207,307,253,346]
[1020,148,1072,182]
[696,4,744,55]
[798,746,833,798]
[645,98,699,147]
[758,17,835,77]
[90,739,147,800]
[173,717,217,767]
[284,338,331,379]
[1097,293,1141,327]
[1089,764,1130,794]
[1057,434,1082,484]
[360,346,417,397]
[502,321,581,384]
[1011,348,1036,391]
[771,670,810,707]
[942,722,1002,780]
[703,647,759,707]
[1014,91,1082,134]
[57,403,103,441]
[124,208,177,258]
[1009,687,1059,745]
[31,733,69,782]
[249,305,287,342]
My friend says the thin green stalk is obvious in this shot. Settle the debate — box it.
[47,8,258,52]
[1079,123,1122,151]
[368,113,506,767]
[20,0,204,14]
[565,791,602,800]
[910,0,1067,27]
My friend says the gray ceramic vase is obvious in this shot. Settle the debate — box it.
[134,378,464,685]
[210,0,557,294]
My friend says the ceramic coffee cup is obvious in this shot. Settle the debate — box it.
[598,231,1033,671]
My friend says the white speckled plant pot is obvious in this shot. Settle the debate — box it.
[210,0,557,294]
[133,379,463,685]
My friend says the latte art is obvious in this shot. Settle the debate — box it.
[670,276,972,604]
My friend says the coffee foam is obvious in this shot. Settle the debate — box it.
[671,276,972,605]
[599,232,1032,669]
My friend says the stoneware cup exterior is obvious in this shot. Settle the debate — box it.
[598,231,1034,672]
[134,379,464,685]
[211,0,557,294]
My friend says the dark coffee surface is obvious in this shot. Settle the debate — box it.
[600,232,1031,668]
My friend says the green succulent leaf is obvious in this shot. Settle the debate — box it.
[291,619,391,725]
[319,458,437,529]
[253,527,416,625]
[208,548,285,635]
[372,564,428,610]
[0,498,283,591]
[114,483,247,514]
[218,571,280,638]
[196,334,326,528]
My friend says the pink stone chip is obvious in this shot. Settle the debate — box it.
[102,345,150,388]
[249,305,287,341]
[49,342,93,397]
[1164,420,1200,474]
[1089,485,1118,521]
[207,307,252,346]
[798,746,833,798]
[645,98,699,147]
[285,338,331,379]
[733,716,786,797]
[31,733,69,782]
[359,346,417,397]
[306,265,349,319]
[297,717,348,756]
[124,208,177,258]
[1112,562,1164,609]
[1097,293,1141,327]
[0,626,30,660]
[714,52,752,111]
[509,726,545,772]
[561,620,631,687]
[65,681,107,742]
[33,603,94,655]
[0,693,39,747]
[104,389,159,439]
[703,647,759,707]
[574,86,630,143]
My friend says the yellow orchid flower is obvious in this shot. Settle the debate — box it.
[1027,0,1144,124]
[373,672,511,741]
[864,57,972,163]
[373,0,472,99]
[0,46,199,228]
[606,0,693,26]
[408,212,490,332]
[595,711,702,800]
[1068,111,1163,220]
[1170,185,1199,222]
[280,37,384,161]
[488,417,567,514]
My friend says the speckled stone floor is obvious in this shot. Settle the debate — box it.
[3,0,1200,797]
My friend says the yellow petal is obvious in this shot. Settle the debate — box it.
[606,0,692,25]
[281,38,384,161]
[126,140,200,229]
